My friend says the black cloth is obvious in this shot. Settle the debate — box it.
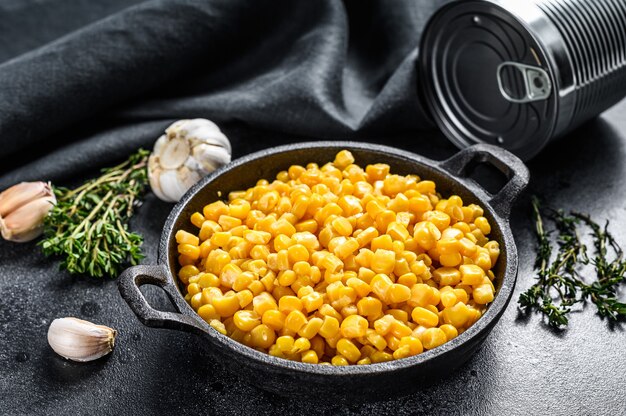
[0,0,449,189]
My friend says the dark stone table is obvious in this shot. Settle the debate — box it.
[2,100,626,416]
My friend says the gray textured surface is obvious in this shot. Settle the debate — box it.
[2,100,626,415]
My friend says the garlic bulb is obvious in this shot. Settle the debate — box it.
[148,119,232,202]
[47,317,117,362]
[0,181,56,242]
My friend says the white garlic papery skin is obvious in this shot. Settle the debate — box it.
[148,119,232,202]
[47,317,117,362]
[0,181,57,242]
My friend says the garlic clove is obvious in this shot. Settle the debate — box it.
[152,134,168,157]
[0,181,56,242]
[47,317,117,362]
[177,166,202,191]
[0,181,53,218]
[192,144,232,174]
[1,195,55,242]
[158,137,191,170]
[158,169,190,202]
[147,154,173,202]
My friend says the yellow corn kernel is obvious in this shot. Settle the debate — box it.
[399,336,423,355]
[190,292,203,310]
[340,315,368,338]
[364,163,389,182]
[370,351,394,363]
[353,298,380,321]
[251,292,277,316]
[421,327,447,350]
[392,345,412,359]
[292,337,311,353]
[178,265,200,285]
[189,212,205,229]
[460,264,486,285]
[178,244,200,260]
[453,288,470,304]
[196,272,219,289]
[176,230,200,246]
[413,221,441,250]
[277,295,302,313]
[301,350,319,364]
[318,315,340,339]
[331,237,360,260]
[375,210,396,234]
[474,216,491,235]
[411,307,439,328]
[247,324,275,349]
[386,222,410,242]
[436,238,461,255]
[262,309,286,331]
[473,284,494,305]
[440,324,458,341]
[302,292,324,313]
[208,319,227,335]
[276,335,295,352]
[388,284,411,303]
[284,310,308,333]
[187,282,202,297]
[197,304,219,322]
[336,338,361,363]
[371,249,395,275]
[319,253,343,273]
[397,273,418,287]
[369,233,392,251]
[212,295,240,317]
[218,215,242,231]
[330,217,352,237]
[389,320,412,338]
[442,302,471,327]
[408,283,433,307]
[373,315,395,336]
[345,277,371,298]
[230,271,255,292]
[331,355,349,366]
[233,310,261,331]
[441,290,458,308]
[333,150,355,169]
[298,317,324,339]
[370,273,393,301]
[203,201,229,221]
[294,219,317,233]
[335,195,361,216]
[234,288,252,307]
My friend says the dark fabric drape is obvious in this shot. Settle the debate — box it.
[0,0,449,189]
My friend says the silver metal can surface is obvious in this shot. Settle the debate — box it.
[419,0,626,160]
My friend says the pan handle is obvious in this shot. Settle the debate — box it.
[118,264,205,334]
[438,144,529,218]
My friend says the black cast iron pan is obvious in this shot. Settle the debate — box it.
[118,142,529,397]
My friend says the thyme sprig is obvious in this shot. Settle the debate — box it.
[40,149,150,278]
[519,197,626,328]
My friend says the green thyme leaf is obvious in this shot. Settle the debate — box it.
[40,149,150,278]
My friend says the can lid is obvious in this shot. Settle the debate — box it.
[419,0,558,160]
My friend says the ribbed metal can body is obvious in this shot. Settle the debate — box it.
[538,0,626,130]
[419,0,626,160]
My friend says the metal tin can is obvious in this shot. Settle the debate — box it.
[419,0,626,160]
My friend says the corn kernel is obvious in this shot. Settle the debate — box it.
[411,307,439,328]
[421,327,447,350]
[262,309,286,331]
[460,264,486,285]
[340,315,368,338]
[473,284,494,305]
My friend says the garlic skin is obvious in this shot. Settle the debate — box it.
[149,119,232,202]
[47,317,117,362]
[0,181,56,242]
